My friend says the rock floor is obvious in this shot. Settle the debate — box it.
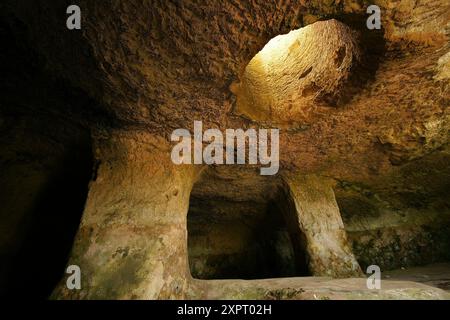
[383,262,450,292]
[191,263,450,300]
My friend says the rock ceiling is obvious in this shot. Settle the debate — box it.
[3,0,450,191]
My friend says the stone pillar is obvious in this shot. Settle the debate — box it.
[284,174,362,278]
[52,131,197,299]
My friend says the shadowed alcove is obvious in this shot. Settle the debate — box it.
[1,0,450,300]
[187,167,309,280]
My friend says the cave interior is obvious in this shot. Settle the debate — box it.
[0,0,449,300]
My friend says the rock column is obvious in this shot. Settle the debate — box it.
[53,131,197,299]
[285,174,362,278]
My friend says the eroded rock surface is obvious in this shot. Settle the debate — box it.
[0,0,449,299]
[285,174,362,278]
[52,132,198,299]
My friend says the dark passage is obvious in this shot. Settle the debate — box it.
[187,168,309,280]
[0,16,95,298]
[0,124,93,299]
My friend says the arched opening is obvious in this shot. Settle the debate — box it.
[187,167,309,279]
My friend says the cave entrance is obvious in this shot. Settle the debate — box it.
[187,167,309,280]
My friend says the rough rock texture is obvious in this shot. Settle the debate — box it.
[50,131,448,299]
[285,175,362,277]
[0,0,449,299]
[192,277,450,300]
[52,132,197,299]
[383,263,450,292]
[2,0,446,190]
[234,19,362,124]
[2,0,448,187]
[337,182,450,270]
